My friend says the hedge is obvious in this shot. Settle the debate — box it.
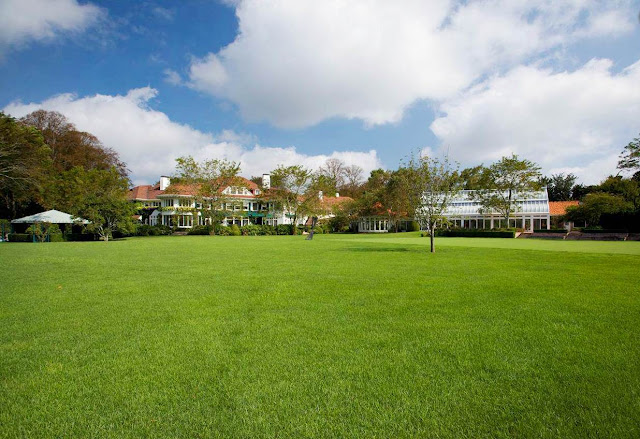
[534,229,567,234]
[7,233,31,242]
[65,233,96,241]
[434,229,516,238]
[582,228,628,234]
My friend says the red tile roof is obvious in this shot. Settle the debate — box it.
[128,184,163,200]
[549,201,579,216]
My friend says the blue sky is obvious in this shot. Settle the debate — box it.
[1,0,639,185]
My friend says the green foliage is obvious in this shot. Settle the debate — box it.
[534,229,567,233]
[240,224,261,236]
[473,154,541,225]
[270,165,318,233]
[540,173,577,201]
[229,224,241,236]
[434,229,516,238]
[276,224,293,235]
[582,228,628,234]
[7,233,30,242]
[617,133,640,172]
[565,192,633,226]
[405,153,462,252]
[0,112,51,218]
[186,225,214,236]
[135,225,172,236]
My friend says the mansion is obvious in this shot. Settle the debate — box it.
[128,174,352,228]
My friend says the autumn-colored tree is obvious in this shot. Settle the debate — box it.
[20,110,127,177]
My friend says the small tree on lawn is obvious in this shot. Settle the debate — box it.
[406,154,462,253]
[170,156,240,234]
[75,167,136,241]
[269,165,318,234]
[473,154,541,228]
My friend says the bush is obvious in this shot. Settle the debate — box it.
[216,225,231,236]
[187,225,214,235]
[276,224,293,235]
[230,224,241,236]
[240,224,261,236]
[434,228,516,238]
[312,227,324,234]
[534,229,567,233]
[136,225,172,236]
[582,228,628,234]
[50,234,65,242]
[260,225,276,235]
[7,233,31,242]
[409,221,421,232]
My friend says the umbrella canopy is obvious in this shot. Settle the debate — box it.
[11,210,90,224]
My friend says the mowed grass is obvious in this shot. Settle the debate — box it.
[1,234,639,438]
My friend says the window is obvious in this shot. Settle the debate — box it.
[163,199,174,208]
[179,199,191,207]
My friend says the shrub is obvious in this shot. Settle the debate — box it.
[240,224,261,236]
[216,225,231,236]
[187,225,214,235]
[312,227,324,234]
[534,229,567,233]
[435,229,516,238]
[230,224,241,236]
[582,228,628,234]
[409,221,421,232]
[276,224,293,235]
[7,233,31,242]
[260,225,276,235]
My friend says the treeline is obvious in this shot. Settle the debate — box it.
[0,110,135,240]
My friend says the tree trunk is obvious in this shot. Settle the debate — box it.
[430,226,435,253]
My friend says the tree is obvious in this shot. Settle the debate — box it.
[0,112,51,218]
[269,165,318,234]
[382,168,412,232]
[540,173,577,201]
[55,167,136,241]
[20,110,127,177]
[169,156,241,233]
[599,176,640,211]
[473,155,541,227]
[342,164,364,196]
[618,133,640,172]
[460,165,487,190]
[565,192,632,226]
[406,154,462,253]
[318,158,346,189]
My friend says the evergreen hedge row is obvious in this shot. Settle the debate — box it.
[434,229,516,238]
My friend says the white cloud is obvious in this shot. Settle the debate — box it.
[3,88,382,185]
[0,0,104,53]
[430,58,640,184]
[163,69,182,86]
[184,0,634,128]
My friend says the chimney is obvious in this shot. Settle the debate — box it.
[318,190,323,200]
[262,173,271,189]
[335,192,339,198]
[159,176,171,191]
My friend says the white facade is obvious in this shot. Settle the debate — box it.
[441,188,550,231]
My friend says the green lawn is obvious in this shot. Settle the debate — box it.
[1,234,639,438]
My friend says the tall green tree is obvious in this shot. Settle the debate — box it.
[0,112,51,218]
[618,133,640,173]
[540,173,577,201]
[169,156,241,233]
[473,155,541,227]
[565,192,632,226]
[406,154,462,253]
[46,166,135,241]
[270,165,318,234]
